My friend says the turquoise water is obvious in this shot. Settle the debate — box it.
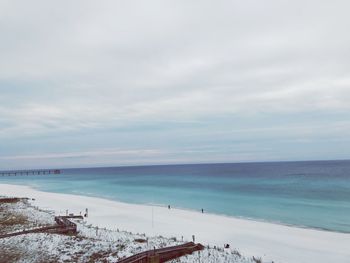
[1,160,350,233]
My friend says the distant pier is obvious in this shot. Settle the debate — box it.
[0,169,61,176]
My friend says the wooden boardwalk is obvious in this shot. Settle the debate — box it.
[1,197,204,262]
[0,169,61,176]
[0,214,82,239]
[117,242,205,263]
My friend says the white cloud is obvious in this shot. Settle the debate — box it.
[0,0,350,168]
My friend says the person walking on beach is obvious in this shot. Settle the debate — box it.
[201,208,204,213]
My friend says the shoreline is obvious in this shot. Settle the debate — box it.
[38,192,350,235]
[6,182,348,235]
[1,183,350,263]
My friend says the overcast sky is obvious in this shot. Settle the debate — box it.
[0,0,350,169]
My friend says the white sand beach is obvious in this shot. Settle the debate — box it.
[1,183,349,263]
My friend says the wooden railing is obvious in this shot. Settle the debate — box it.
[0,215,83,239]
[118,242,204,263]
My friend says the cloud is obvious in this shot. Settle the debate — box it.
[0,148,161,160]
[0,0,350,168]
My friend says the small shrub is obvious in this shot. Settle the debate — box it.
[134,238,147,243]
[232,249,241,258]
[252,256,262,263]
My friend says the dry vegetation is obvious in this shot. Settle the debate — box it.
[0,198,58,263]
[0,197,260,263]
[0,198,30,234]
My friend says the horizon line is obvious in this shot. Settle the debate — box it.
[1,158,349,172]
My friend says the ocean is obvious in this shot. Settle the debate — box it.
[1,160,349,233]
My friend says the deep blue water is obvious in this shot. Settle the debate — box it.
[1,160,350,233]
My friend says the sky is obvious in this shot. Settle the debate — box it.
[0,0,350,170]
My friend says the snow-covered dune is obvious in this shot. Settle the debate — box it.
[1,183,349,263]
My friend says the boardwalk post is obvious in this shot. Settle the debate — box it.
[152,206,154,228]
